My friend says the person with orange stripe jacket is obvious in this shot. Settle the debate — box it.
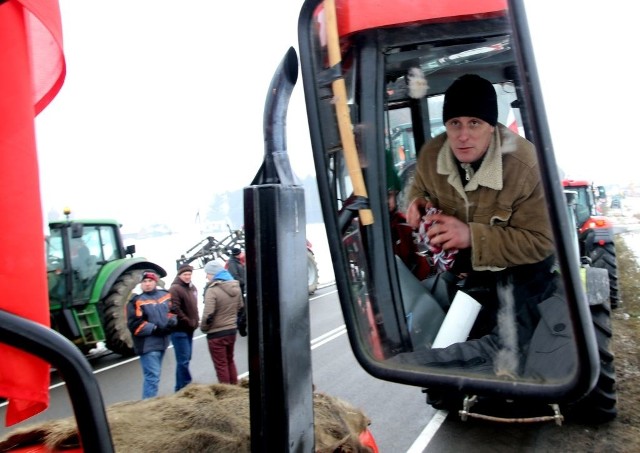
[127,270,177,399]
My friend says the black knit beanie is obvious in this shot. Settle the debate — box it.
[442,74,498,126]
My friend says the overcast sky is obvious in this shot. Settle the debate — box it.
[34,0,637,232]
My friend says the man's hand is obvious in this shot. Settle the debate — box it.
[425,212,471,250]
[406,198,431,229]
[153,325,170,336]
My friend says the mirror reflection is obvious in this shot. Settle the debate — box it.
[300,1,614,398]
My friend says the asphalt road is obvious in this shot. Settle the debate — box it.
[0,285,437,451]
[3,281,621,452]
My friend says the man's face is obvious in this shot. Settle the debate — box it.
[445,116,495,163]
[141,278,157,292]
[179,271,192,284]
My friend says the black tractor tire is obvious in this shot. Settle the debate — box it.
[101,269,143,357]
[564,302,617,424]
[590,242,620,309]
[308,250,319,295]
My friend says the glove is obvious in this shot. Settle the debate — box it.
[166,316,178,328]
[237,309,247,337]
[153,325,170,336]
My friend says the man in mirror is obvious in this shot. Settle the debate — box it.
[401,74,562,379]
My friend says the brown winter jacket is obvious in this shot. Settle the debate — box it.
[200,279,244,335]
[169,277,199,334]
[406,123,555,271]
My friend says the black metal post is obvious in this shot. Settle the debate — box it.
[245,47,315,452]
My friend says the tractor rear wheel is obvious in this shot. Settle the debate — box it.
[308,250,319,295]
[590,242,620,309]
[565,302,617,423]
[102,269,143,357]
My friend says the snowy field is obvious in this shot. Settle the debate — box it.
[612,197,640,260]
[129,197,640,300]
[131,222,335,297]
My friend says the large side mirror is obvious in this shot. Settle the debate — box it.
[298,0,612,418]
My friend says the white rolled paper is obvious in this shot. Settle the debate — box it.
[431,290,482,349]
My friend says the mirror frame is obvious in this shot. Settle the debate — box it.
[297,0,598,403]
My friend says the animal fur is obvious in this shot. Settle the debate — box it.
[0,380,374,453]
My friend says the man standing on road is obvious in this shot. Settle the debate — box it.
[200,260,244,385]
[226,247,246,300]
[169,264,199,392]
[127,270,176,399]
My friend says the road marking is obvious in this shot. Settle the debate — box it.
[1,290,443,453]
[311,325,347,348]
[310,287,337,301]
[210,324,347,382]
[82,287,341,378]
[3,284,445,453]
[406,410,448,453]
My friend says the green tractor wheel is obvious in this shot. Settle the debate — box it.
[101,269,143,357]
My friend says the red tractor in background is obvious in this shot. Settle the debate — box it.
[562,179,619,308]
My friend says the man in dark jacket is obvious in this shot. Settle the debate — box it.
[169,264,199,392]
[226,247,246,299]
[127,270,177,399]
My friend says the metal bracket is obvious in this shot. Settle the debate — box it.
[459,395,564,426]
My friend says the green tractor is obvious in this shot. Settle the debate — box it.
[46,210,166,356]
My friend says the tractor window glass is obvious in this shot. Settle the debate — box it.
[46,231,65,303]
[97,226,118,262]
[46,232,64,272]
[82,227,102,259]
[378,33,579,386]
[575,188,592,226]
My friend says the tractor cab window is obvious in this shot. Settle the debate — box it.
[82,225,118,264]
[46,232,66,303]
[574,187,593,226]
[46,233,64,272]
[45,223,121,304]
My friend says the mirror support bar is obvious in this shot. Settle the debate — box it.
[245,47,314,452]
[244,185,314,452]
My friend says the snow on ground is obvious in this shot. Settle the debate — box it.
[610,196,640,259]
[131,222,335,296]
[129,197,640,301]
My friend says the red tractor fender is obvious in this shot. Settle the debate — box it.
[577,215,615,236]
